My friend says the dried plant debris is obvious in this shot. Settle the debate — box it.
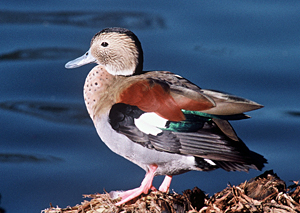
[42,170,300,213]
[203,170,300,213]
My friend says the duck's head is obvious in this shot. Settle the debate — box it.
[65,27,144,76]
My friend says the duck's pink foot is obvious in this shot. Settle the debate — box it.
[158,175,173,193]
[115,164,157,206]
[150,185,157,191]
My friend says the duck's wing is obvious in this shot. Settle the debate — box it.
[110,76,266,171]
[138,72,263,141]
[142,71,263,115]
[200,89,263,115]
[116,76,215,122]
[117,72,263,141]
[109,102,267,172]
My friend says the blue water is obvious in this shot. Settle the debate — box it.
[1,1,300,212]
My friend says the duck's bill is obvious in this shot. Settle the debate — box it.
[65,49,97,69]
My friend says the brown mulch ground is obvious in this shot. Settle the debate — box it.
[42,170,300,213]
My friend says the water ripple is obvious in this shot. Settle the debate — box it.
[0,153,63,163]
[286,111,300,118]
[0,100,92,126]
[0,47,83,61]
[0,10,166,29]
[194,44,235,57]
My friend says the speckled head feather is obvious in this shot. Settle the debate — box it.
[90,27,144,76]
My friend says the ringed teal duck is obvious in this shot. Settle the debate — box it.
[65,27,267,205]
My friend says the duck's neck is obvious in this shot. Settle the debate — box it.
[83,65,116,119]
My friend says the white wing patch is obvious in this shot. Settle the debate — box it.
[174,74,183,78]
[134,112,168,135]
[204,158,216,166]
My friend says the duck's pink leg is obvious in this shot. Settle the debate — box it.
[115,164,157,205]
[158,175,172,192]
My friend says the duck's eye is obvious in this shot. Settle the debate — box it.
[101,42,109,47]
